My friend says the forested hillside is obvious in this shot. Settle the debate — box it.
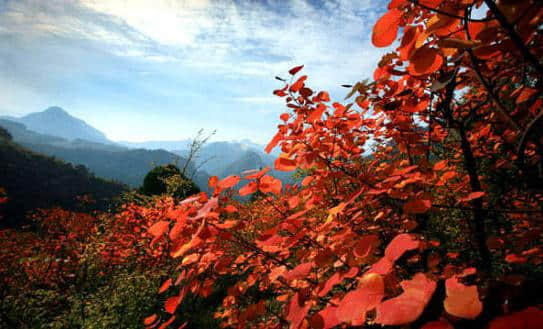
[0,128,126,227]
[0,119,210,190]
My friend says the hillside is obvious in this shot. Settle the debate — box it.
[20,142,209,190]
[0,129,126,227]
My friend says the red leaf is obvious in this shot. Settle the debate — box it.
[403,198,431,214]
[408,46,443,75]
[208,176,218,188]
[259,175,282,194]
[336,273,385,325]
[165,296,180,314]
[243,166,270,179]
[368,257,394,275]
[309,306,340,329]
[171,220,205,258]
[459,191,485,202]
[265,132,282,154]
[398,26,419,60]
[274,89,287,97]
[444,276,482,319]
[287,196,300,209]
[308,103,327,123]
[375,273,436,325]
[516,88,537,104]
[318,272,342,297]
[239,181,258,196]
[284,262,313,281]
[275,156,297,172]
[433,160,448,171]
[290,75,307,93]
[286,292,310,329]
[369,234,419,275]
[419,0,443,7]
[224,205,238,213]
[505,253,528,264]
[148,221,169,237]
[280,112,290,121]
[372,9,402,47]
[439,38,481,49]
[316,91,330,102]
[473,44,501,59]
[388,0,408,9]
[181,253,199,266]
[144,314,158,326]
[158,315,176,329]
[353,234,379,259]
[385,233,420,261]
[289,65,304,75]
[301,175,314,187]
[269,265,288,282]
[217,175,240,189]
[159,278,172,294]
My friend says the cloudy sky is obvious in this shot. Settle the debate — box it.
[0,0,390,143]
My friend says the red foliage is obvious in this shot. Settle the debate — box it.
[0,208,97,288]
[3,0,542,327]
[146,1,542,327]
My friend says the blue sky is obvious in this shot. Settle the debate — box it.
[0,0,390,143]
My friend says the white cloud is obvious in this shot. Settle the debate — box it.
[1,0,388,84]
[0,0,392,142]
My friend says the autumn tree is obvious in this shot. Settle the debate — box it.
[141,164,200,200]
[146,0,542,328]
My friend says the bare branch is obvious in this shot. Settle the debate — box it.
[181,129,216,178]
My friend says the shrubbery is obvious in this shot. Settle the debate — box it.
[1,0,542,328]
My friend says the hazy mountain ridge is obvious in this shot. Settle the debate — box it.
[119,140,192,151]
[0,114,209,190]
[0,119,127,152]
[1,107,112,144]
[22,142,209,190]
[174,140,291,184]
[0,107,290,191]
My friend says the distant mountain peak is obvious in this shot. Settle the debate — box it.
[43,106,69,115]
[3,107,112,144]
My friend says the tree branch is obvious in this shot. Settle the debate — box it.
[483,0,543,77]
[409,0,495,22]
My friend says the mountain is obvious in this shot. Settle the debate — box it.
[0,119,126,152]
[0,119,66,145]
[1,106,112,144]
[119,139,192,151]
[177,141,256,175]
[0,127,126,227]
[174,141,292,186]
[0,107,285,191]
[238,138,281,156]
[219,150,266,177]
[23,142,209,189]
[0,119,210,190]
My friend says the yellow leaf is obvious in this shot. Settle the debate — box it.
[326,202,346,223]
